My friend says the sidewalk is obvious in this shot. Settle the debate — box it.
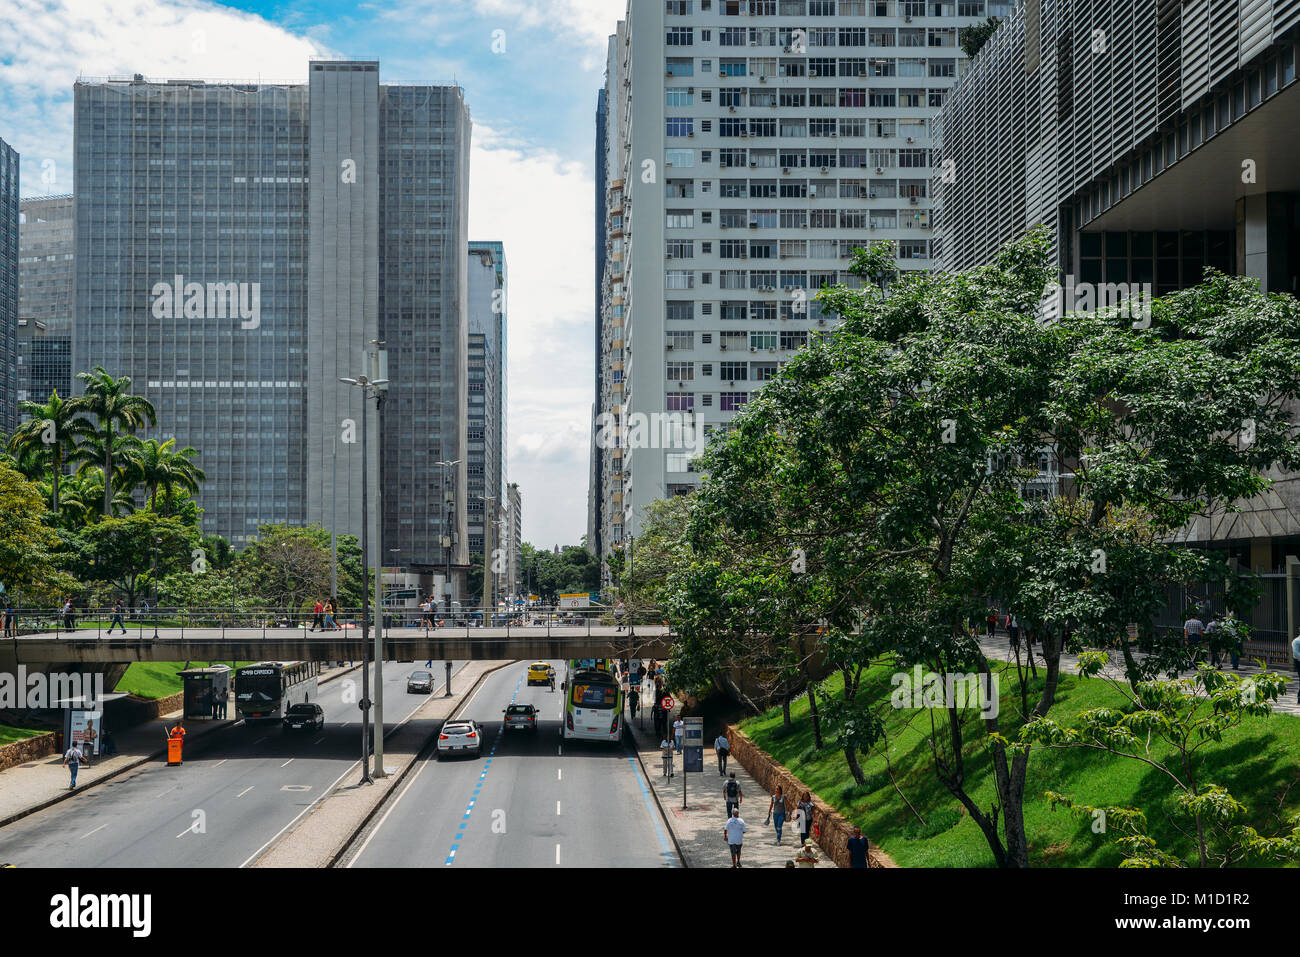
[625,686,804,868]
[977,632,1300,718]
[0,662,359,828]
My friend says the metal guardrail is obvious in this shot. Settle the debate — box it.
[2,605,670,641]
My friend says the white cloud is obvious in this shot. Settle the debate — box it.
[470,126,596,546]
[0,0,329,195]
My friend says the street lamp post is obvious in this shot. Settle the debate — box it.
[340,370,389,783]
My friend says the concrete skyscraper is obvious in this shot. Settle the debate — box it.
[592,0,1009,573]
[73,61,471,584]
[466,240,507,562]
[0,136,17,436]
[17,195,75,413]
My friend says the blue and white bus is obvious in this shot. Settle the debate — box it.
[562,660,621,742]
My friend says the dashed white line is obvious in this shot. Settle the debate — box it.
[557,768,562,781]
[210,759,228,769]
[175,825,196,839]
[253,737,267,745]
[237,786,254,798]
[555,843,562,866]
[79,823,109,840]
[556,800,562,816]
[313,735,325,744]
[281,759,294,768]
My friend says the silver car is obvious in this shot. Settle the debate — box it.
[436,719,482,759]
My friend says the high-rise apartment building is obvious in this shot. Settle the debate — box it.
[592,0,1007,573]
[466,240,507,558]
[0,136,17,437]
[506,481,523,600]
[17,195,75,411]
[73,63,472,583]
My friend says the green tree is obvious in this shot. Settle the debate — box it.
[7,391,92,514]
[122,437,205,515]
[74,512,199,606]
[663,228,1300,867]
[236,524,365,613]
[0,461,67,600]
[959,15,1002,58]
[71,367,157,516]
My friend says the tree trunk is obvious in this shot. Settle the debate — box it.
[844,745,866,785]
[103,432,113,517]
[781,691,792,729]
[807,684,823,750]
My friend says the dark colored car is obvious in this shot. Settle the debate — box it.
[503,703,539,731]
[407,670,434,694]
[283,702,325,732]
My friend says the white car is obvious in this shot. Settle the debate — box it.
[436,719,482,759]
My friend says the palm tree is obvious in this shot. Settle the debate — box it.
[124,438,206,514]
[7,390,92,513]
[71,368,156,516]
[59,467,136,525]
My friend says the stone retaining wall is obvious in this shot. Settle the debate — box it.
[106,691,184,728]
[0,732,58,773]
[726,724,896,868]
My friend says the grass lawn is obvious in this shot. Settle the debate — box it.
[114,662,252,700]
[0,725,48,747]
[740,657,1300,867]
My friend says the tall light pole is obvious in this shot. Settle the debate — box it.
[340,370,389,782]
[436,459,461,617]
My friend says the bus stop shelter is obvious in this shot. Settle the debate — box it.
[178,666,232,721]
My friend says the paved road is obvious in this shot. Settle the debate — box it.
[0,660,466,867]
[345,660,679,868]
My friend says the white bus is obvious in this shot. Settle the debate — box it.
[563,660,621,743]
[235,661,320,722]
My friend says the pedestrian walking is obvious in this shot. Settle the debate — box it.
[62,743,87,789]
[768,784,787,844]
[723,808,747,868]
[673,716,684,753]
[1007,613,1019,649]
[310,599,324,632]
[797,791,815,844]
[614,600,626,632]
[1184,611,1205,672]
[324,598,338,631]
[847,826,870,868]
[108,600,126,635]
[985,610,996,636]
[2,602,14,638]
[61,598,75,631]
[1224,613,1243,671]
[1292,630,1300,704]
[660,736,675,778]
[714,732,730,775]
[724,771,743,818]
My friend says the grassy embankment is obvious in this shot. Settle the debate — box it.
[740,657,1300,867]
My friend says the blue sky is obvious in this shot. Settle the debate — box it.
[0,0,626,547]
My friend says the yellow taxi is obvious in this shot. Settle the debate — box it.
[526,662,555,686]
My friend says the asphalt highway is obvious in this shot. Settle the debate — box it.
[0,660,467,867]
[344,660,679,868]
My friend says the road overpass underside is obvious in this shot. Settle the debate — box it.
[4,627,674,668]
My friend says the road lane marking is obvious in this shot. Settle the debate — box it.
[210,759,227,769]
[556,800,561,816]
[556,843,561,866]
[314,736,325,744]
[626,751,678,865]
[240,761,359,868]
[445,669,522,867]
[176,826,195,839]
[281,759,294,768]
[237,786,254,798]
[79,823,109,840]
[254,737,267,745]
[346,750,436,868]
[557,768,562,781]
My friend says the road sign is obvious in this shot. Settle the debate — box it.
[660,696,674,711]
[559,593,591,609]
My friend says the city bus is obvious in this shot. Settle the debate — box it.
[235,661,320,722]
[562,659,621,743]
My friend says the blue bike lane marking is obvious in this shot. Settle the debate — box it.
[445,670,523,865]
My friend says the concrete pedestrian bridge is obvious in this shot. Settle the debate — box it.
[3,623,674,668]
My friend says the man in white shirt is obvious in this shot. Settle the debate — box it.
[660,737,675,778]
[673,717,684,753]
[723,808,747,868]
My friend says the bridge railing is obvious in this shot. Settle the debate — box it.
[2,604,671,641]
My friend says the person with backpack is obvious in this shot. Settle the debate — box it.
[714,732,731,775]
[62,743,88,789]
[847,826,870,868]
[723,772,743,818]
